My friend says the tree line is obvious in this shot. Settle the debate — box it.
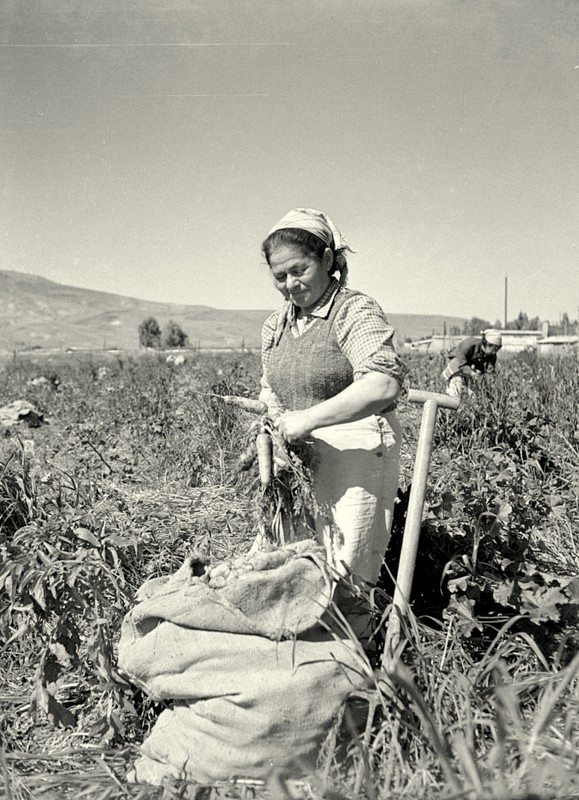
[454,311,577,337]
[138,317,189,349]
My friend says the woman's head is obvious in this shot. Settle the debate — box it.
[481,329,502,353]
[262,209,352,306]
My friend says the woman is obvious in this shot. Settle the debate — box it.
[442,330,502,397]
[259,208,406,589]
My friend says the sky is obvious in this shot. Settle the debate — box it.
[1,0,578,324]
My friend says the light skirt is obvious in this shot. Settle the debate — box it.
[310,411,401,586]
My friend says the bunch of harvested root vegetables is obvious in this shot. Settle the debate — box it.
[224,396,319,546]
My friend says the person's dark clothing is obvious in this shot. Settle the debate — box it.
[446,336,497,377]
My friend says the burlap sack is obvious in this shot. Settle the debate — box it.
[118,541,366,784]
[126,540,333,640]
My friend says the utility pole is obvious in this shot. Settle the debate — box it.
[504,276,508,329]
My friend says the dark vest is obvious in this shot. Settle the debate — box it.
[265,290,358,411]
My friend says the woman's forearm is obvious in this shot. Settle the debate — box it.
[307,372,400,427]
[275,372,401,442]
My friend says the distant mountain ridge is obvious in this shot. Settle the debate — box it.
[0,270,466,351]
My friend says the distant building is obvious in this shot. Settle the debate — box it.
[404,334,464,354]
[404,323,579,358]
[536,336,578,356]
[499,330,544,353]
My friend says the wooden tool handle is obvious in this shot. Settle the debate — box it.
[407,388,460,410]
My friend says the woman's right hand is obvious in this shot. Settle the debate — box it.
[274,409,315,444]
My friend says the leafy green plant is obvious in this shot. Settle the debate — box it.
[0,465,143,737]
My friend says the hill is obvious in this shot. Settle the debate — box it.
[0,270,466,352]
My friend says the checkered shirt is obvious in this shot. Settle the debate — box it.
[261,278,407,388]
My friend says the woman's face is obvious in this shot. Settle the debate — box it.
[268,244,333,310]
[482,342,501,355]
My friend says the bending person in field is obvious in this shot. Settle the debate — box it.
[442,329,502,397]
[258,207,406,590]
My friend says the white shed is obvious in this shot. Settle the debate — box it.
[406,334,464,354]
[499,330,543,353]
[536,336,578,356]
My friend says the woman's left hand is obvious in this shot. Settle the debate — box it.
[274,410,314,444]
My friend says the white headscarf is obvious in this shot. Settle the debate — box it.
[266,208,354,253]
[484,330,502,346]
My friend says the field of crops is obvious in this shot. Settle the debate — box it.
[1,349,578,800]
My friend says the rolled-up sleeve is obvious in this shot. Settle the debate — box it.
[260,311,278,377]
[335,295,407,387]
